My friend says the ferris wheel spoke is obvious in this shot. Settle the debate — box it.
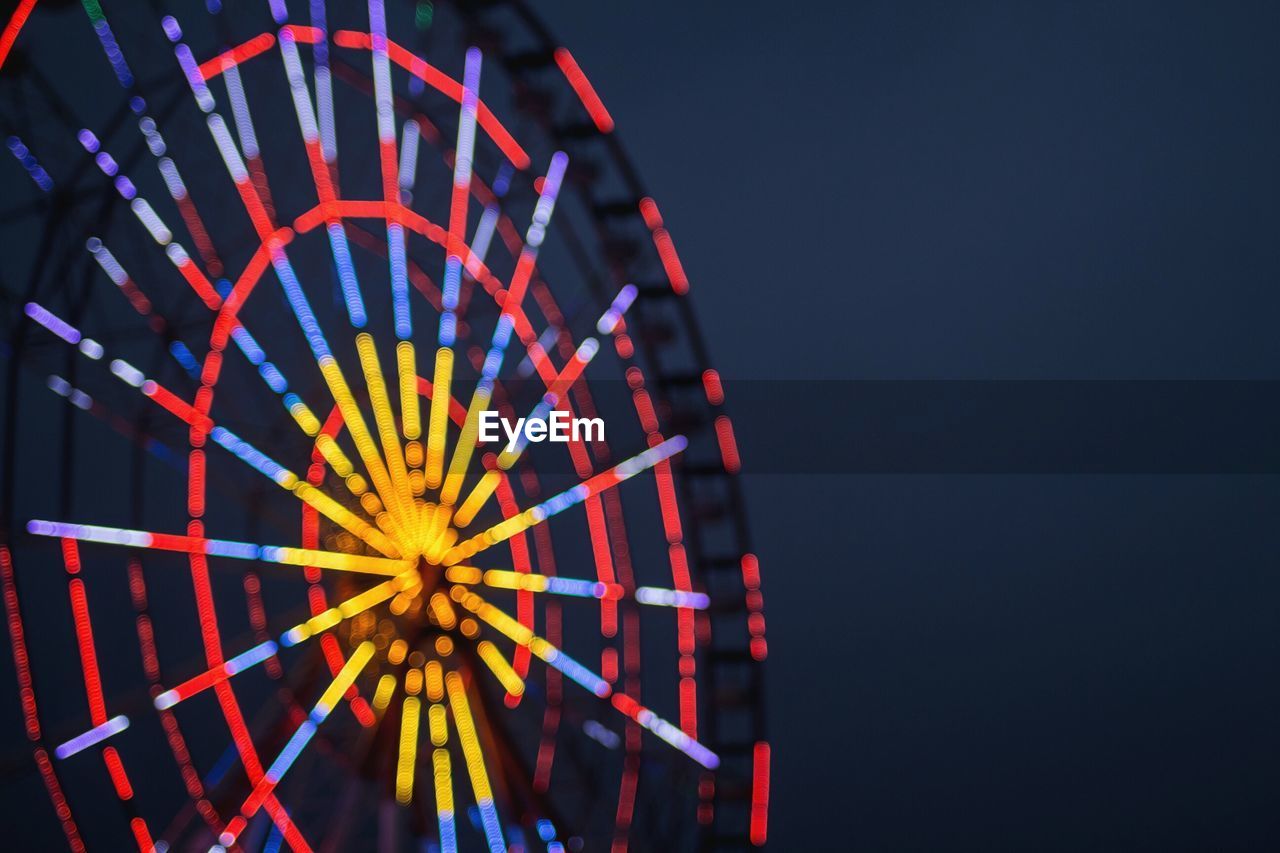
[410,658,455,851]
[355,332,415,509]
[88,216,366,521]
[395,693,423,806]
[170,28,409,536]
[421,42,483,495]
[277,29,368,328]
[82,107,368,512]
[445,566,709,611]
[452,335,601,530]
[474,640,526,697]
[218,641,376,848]
[270,247,412,536]
[451,586,720,770]
[442,435,688,567]
[152,568,418,712]
[423,43,479,503]
[440,150,570,509]
[445,670,506,853]
[24,300,396,557]
[25,520,411,577]
[370,0,412,347]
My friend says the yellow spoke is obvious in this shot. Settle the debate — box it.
[445,670,506,850]
[439,385,491,506]
[290,480,401,557]
[356,333,414,522]
[396,693,422,804]
[281,569,418,645]
[317,354,406,528]
[425,347,454,489]
[476,641,524,696]
[398,340,421,443]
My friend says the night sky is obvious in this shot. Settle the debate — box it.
[551,2,1280,849]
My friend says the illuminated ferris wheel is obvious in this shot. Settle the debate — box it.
[0,1,767,850]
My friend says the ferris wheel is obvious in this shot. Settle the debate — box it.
[0,1,767,850]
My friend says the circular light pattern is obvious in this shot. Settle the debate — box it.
[0,2,766,850]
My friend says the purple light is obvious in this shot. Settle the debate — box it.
[114,175,137,200]
[54,715,129,759]
[160,16,182,42]
[94,151,118,176]
[596,284,638,334]
[25,303,81,344]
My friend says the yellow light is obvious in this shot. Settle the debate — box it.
[283,572,416,642]
[425,527,457,564]
[405,667,424,696]
[287,400,322,436]
[318,640,375,711]
[360,492,383,515]
[476,640,525,696]
[452,589,533,645]
[318,355,403,527]
[405,440,424,468]
[453,470,500,528]
[446,671,494,801]
[431,747,454,822]
[397,341,421,441]
[428,702,447,746]
[429,592,457,630]
[482,569,549,592]
[291,481,401,557]
[395,695,421,804]
[315,434,355,478]
[440,386,492,505]
[389,577,422,616]
[388,639,408,665]
[425,660,444,702]
[356,334,413,524]
[425,348,453,489]
[434,636,454,657]
[460,618,479,638]
[269,546,410,576]
[372,673,397,711]
[444,565,482,584]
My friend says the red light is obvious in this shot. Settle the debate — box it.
[750,742,770,845]
[198,33,276,80]
[0,0,38,73]
[638,197,663,230]
[553,47,615,133]
[714,415,741,473]
[652,227,689,294]
[701,369,724,405]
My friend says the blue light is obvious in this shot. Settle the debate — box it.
[224,641,277,675]
[266,719,317,782]
[389,224,411,339]
[326,223,367,328]
[259,362,288,393]
[169,341,200,377]
[271,250,332,361]
[231,326,266,364]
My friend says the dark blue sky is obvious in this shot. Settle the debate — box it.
[552,2,1280,848]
